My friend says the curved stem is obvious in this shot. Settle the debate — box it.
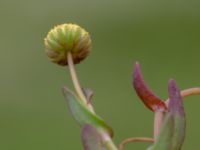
[96,123,118,150]
[67,52,87,104]
[101,132,118,150]
[181,87,200,97]
[67,52,95,113]
[119,137,154,150]
[67,52,118,149]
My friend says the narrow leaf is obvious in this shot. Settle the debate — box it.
[62,86,113,137]
[150,112,174,150]
[149,80,186,150]
[81,124,102,150]
[133,62,167,112]
[168,79,186,150]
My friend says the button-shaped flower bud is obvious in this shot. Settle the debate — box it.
[44,23,91,66]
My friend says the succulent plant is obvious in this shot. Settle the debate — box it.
[44,23,200,150]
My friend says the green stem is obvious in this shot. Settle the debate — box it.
[67,52,95,113]
[67,52,87,104]
[105,141,118,150]
[67,52,118,149]
[99,131,118,150]
[154,111,164,140]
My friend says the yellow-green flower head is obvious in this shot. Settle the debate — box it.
[44,23,91,66]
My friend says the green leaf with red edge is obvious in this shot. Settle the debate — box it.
[81,124,103,150]
[133,62,167,112]
[62,86,114,138]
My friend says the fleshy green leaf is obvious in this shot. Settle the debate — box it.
[148,80,186,150]
[81,124,103,150]
[168,80,186,150]
[62,86,113,137]
[150,112,174,150]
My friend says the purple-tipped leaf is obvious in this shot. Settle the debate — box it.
[133,62,167,112]
[150,80,186,150]
[81,124,103,150]
[168,80,185,115]
[168,79,186,150]
[149,113,174,150]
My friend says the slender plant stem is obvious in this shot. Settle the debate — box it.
[67,52,95,113]
[99,131,118,150]
[105,140,118,150]
[181,87,200,97]
[154,111,164,140]
[67,52,118,149]
[119,137,154,150]
[67,52,87,104]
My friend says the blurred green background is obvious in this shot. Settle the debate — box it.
[0,0,200,149]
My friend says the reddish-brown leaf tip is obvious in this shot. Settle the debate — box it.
[133,62,167,112]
